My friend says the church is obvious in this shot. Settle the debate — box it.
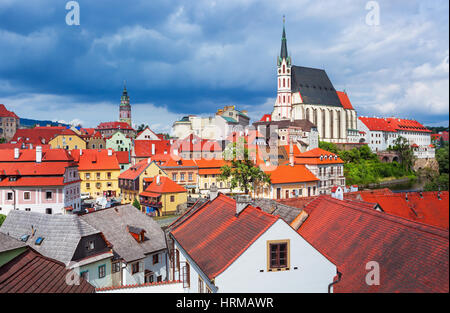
[271,19,358,144]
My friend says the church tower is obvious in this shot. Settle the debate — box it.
[119,81,132,126]
[272,16,292,121]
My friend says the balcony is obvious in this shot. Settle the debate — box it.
[140,200,162,208]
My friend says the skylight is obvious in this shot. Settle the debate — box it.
[35,237,44,245]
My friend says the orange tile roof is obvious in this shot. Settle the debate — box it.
[336,91,354,110]
[143,176,186,194]
[70,149,120,171]
[115,151,130,164]
[118,159,152,180]
[265,164,319,184]
[294,148,344,165]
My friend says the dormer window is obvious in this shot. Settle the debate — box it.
[128,225,146,243]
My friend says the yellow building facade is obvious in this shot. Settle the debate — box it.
[71,149,121,199]
[49,130,87,150]
[118,160,168,204]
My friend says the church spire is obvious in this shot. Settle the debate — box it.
[280,15,288,60]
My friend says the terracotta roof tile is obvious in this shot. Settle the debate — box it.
[0,248,94,293]
[170,194,278,280]
[295,195,449,293]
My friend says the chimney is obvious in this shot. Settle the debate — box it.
[174,149,178,156]
[156,175,161,185]
[147,157,151,164]
[235,194,252,217]
[405,192,408,201]
[14,148,19,159]
[36,146,42,163]
[152,144,155,155]
[289,140,294,167]
[80,149,82,156]
[209,183,219,201]
[108,149,112,156]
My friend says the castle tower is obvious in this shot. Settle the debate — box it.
[119,81,132,126]
[272,16,292,121]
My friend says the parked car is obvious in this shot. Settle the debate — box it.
[81,192,91,200]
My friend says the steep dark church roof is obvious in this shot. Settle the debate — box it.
[291,66,342,107]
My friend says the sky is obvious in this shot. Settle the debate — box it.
[0,0,448,133]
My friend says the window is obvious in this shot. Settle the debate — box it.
[25,208,31,211]
[172,173,177,181]
[132,262,140,274]
[157,275,162,282]
[86,183,90,189]
[45,208,52,215]
[153,254,159,265]
[24,192,31,200]
[182,263,190,288]
[112,261,121,273]
[7,192,13,201]
[170,195,175,202]
[81,271,89,281]
[107,172,111,179]
[46,191,52,200]
[96,172,101,179]
[267,240,290,270]
[87,240,95,250]
[188,173,193,181]
[180,173,185,181]
[145,273,154,283]
[98,265,106,279]
[198,277,204,293]
[85,173,90,180]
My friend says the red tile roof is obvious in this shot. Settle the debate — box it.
[134,140,171,158]
[115,151,130,164]
[296,195,449,293]
[294,147,344,165]
[336,91,354,110]
[119,159,152,180]
[0,247,95,293]
[96,121,135,131]
[355,191,449,230]
[0,104,19,119]
[143,176,186,194]
[259,114,272,122]
[70,149,120,171]
[0,148,75,163]
[359,117,431,133]
[170,194,278,280]
[265,164,319,184]
[10,127,66,146]
[358,117,397,132]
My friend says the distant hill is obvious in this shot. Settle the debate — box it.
[19,118,70,128]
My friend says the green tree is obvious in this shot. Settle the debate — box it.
[136,124,148,133]
[391,136,415,171]
[219,139,271,194]
[319,141,339,154]
[0,138,6,144]
[0,214,6,226]
[132,198,141,210]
